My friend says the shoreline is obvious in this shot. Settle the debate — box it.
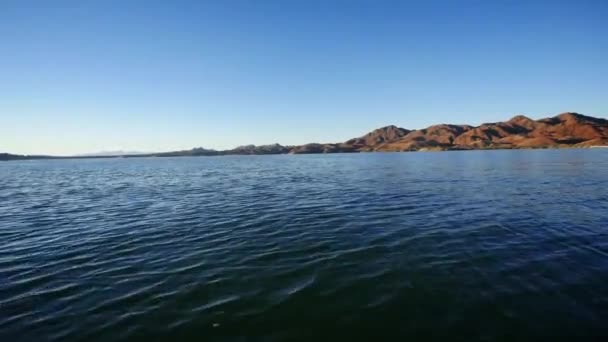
[2,145,606,162]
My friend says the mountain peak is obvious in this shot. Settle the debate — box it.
[346,125,410,148]
[556,112,608,125]
[370,125,407,133]
[508,114,534,123]
[558,112,583,120]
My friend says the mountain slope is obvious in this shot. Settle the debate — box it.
[344,125,411,151]
[345,112,608,152]
[285,112,607,153]
[378,124,473,151]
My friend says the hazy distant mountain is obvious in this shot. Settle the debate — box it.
[0,153,52,161]
[227,144,291,155]
[3,112,608,161]
[76,150,150,157]
[151,147,219,157]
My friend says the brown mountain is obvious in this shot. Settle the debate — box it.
[448,112,608,150]
[289,125,410,154]
[330,112,607,153]
[284,112,607,154]
[379,124,473,151]
[344,125,411,151]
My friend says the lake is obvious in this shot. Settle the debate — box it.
[1,150,608,341]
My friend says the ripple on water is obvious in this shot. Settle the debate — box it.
[1,151,608,340]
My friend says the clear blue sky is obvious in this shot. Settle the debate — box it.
[2,0,607,155]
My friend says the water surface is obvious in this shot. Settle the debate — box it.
[1,150,608,340]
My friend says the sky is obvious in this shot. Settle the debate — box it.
[1,0,608,155]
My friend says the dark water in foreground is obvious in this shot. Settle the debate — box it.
[1,150,608,341]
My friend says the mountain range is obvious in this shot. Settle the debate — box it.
[2,112,607,160]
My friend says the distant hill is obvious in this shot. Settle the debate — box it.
[76,150,149,157]
[3,112,608,160]
[226,144,290,155]
[0,153,53,161]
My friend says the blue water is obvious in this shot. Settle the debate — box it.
[1,150,608,341]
